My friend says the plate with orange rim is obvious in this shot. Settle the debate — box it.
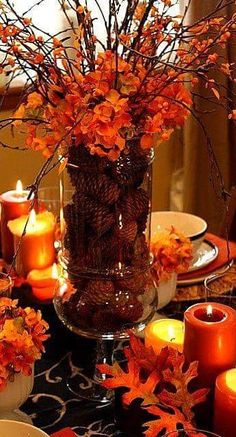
[176,260,234,289]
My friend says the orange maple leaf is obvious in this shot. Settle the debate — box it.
[159,352,209,421]
[97,360,160,406]
[143,404,194,437]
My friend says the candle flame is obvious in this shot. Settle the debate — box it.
[207,305,213,316]
[16,180,23,194]
[51,263,58,279]
[168,325,175,341]
[28,209,37,228]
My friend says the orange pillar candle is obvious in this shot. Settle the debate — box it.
[0,181,33,264]
[184,303,236,387]
[8,210,55,277]
[145,319,184,355]
[27,263,61,301]
[214,369,236,437]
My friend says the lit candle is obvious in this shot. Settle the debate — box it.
[145,319,184,355]
[0,181,33,264]
[214,369,236,437]
[8,210,55,277]
[27,263,60,301]
[184,303,236,387]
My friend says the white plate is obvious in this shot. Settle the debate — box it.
[188,240,218,273]
[177,239,219,286]
[177,260,233,286]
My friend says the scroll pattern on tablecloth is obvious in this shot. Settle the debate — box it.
[22,346,125,436]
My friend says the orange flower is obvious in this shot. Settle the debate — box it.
[26,92,43,109]
[151,227,193,282]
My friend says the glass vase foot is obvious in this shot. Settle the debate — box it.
[66,374,114,404]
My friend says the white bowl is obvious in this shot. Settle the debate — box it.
[0,420,49,437]
[151,211,207,255]
[157,272,177,309]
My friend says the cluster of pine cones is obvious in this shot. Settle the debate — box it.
[62,143,152,332]
[64,275,147,332]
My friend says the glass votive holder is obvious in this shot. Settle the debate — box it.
[204,267,236,309]
[38,186,72,215]
[0,272,12,297]
[163,429,221,437]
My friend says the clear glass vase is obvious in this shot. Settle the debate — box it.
[54,140,157,400]
[55,140,157,339]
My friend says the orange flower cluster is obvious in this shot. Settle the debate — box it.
[14,51,192,160]
[0,0,235,160]
[150,227,193,282]
[0,298,49,391]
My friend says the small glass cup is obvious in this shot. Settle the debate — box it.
[163,429,221,437]
[204,266,236,309]
[38,186,72,215]
[0,272,12,297]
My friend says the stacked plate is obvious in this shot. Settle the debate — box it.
[178,239,220,286]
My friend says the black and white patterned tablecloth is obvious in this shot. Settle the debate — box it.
[20,303,122,437]
[14,289,185,436]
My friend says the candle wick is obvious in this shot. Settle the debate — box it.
[170,337,176,342]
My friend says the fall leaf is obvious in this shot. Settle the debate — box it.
[125,332,171,374]
[97,360,159,406]
[159,352,209,421]
[143,404,194,437]
[98,335,209,434]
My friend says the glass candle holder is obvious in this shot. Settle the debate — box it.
[204,268,236,309]
[0,272,12,297]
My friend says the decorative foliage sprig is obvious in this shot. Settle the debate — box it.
[0,1,235,163]
[151,227,193,282]
[0,298,49,390]
[0,0,235,238]
[97,333,209,437]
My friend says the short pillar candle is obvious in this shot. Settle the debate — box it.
[184,302,236,387]
[145,319,184,355]
[0,181,33,264]
[214,369,236,437]
[8,210,55,277]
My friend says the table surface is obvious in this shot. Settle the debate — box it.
[14,265,236,436]
[20,303,120,437]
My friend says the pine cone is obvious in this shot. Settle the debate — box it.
[67,145,107,183]
[63,203,86,256]
[111,145,149,187]
[75,173,120,206]
[86,234,120,268]
[82,197,115,234]
[112,293,143,322]
[117,274,146,294]
[64,293,92,328]
[137,211,148,233]
[92,310,120,332]
[116,221,138,242]
[119,189,149,222]
[132,234,150,268]
[84,280,115,306]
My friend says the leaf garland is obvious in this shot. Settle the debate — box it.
[97,334,209,437]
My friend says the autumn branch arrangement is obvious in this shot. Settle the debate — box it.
[0,0,234,196]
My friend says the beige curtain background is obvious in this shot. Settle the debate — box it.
[153,0,236,234]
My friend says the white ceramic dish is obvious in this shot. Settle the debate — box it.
[0,420,49,437]
[151,211,207,255]
[187,239,218,273]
